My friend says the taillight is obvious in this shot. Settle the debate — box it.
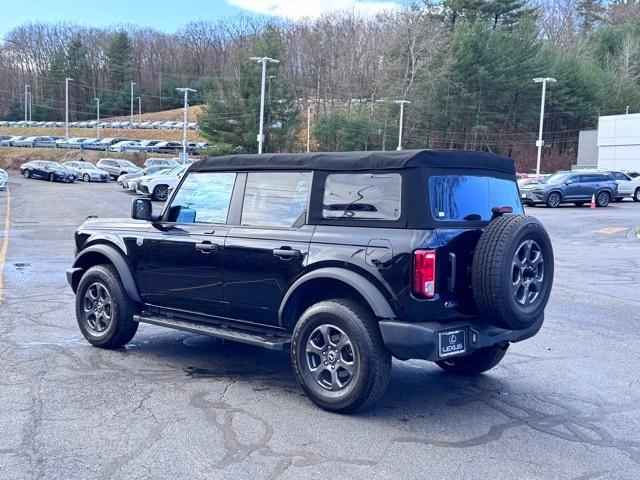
[413,249,436,299]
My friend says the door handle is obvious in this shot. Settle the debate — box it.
[273,247,302,259]
[195,241,218,253]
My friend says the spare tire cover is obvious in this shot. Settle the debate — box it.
[472,215,554,330]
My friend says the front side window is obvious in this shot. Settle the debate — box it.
[323,173,401,221]
[241,172,311,227]
[429,175,523,222]
[167,172,236,224]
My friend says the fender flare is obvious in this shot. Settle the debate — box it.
[71,244,142,303]
[278,267,396,324]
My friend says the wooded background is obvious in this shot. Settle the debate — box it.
[1,0,639,170]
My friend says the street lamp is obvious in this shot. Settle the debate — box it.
[65,78,73,140]
[250,56,280,154]
[130,81,136,124]
[137,96,142,122]
[176,88,196,163]
[24,84,29,122]
[533,77,556,175]
[394,100,411,151]
[94,97,100,139]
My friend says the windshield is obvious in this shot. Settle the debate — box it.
[78,162,97,169]
[44,161,62,168]
[164,165,185,176]
[429,175,523,222]
[543,173,570,184]
[118,160,138,168]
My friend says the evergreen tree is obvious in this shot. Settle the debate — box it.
[107,31,133,90]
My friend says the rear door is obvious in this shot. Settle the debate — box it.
[224,171,313,326]
[137,171,237,318]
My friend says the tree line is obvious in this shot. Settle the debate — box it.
[1,0,639,170]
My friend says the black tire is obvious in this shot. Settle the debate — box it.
[291,299,391,413]
[83,173,90,182]
[75,265,139,348]
[546,191,561,208]
[596,191,610,207]
[152,184,169,202]
[436,344,509,375]
[633,189,640,202]
[23,169,30,179]
[472,215,554,330]
[574,202,585,207]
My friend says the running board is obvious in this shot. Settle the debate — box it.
[134,313,291,350]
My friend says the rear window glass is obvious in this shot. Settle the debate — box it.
[323,173,401,220]
[429,175,523,221]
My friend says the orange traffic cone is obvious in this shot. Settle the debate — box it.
[590,194,596,209]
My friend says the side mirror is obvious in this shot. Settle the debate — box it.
[131,198,152,221]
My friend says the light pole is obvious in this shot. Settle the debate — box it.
[94,97,100,139]
[65,77,73,140]
[27,91,32,121]
[130,81,136,124]
[533,77,556,175]
[137,96,142,122]
[306,101,314,153]
[250,56,279,154]
[24,84,29,122]
[394,99,411,151]
[176,88,196,163]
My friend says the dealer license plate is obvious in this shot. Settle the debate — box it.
[439,329,466,358]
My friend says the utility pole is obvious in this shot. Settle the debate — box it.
[94,97,100,139]
[533,77,556,175]
[130,81,136,124]
[24,84,29,122]
[176,88,196,163]
[394,100,411,151]
[65,77,73,140]
[137,96,142,122]
[250,56,279,154]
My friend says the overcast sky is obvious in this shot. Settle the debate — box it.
[1,0,402,35]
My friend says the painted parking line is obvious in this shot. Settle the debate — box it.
[594,227,627,235]
[0,187,11,304]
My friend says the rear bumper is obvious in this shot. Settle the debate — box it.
[379,315,544,361]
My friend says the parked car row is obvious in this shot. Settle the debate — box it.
[117,164,189,201]
[0,120,197,130]
[519,169,640,207]
[0,135,208,153]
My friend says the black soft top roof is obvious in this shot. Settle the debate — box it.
[190,149,515,174]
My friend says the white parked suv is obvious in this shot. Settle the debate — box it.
[136,165,188,201]
[609,171,640,202]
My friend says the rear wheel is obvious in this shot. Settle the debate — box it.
[83,173,90,182]
[49,173,55,182]
[596,191,610,207]
[634,189,640,202]
[436,344,508,375]
[152,184,169,201]
[546,192,561,208]
[75,265,139,348]
[291,299,391,413]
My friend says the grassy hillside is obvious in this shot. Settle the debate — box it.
[105,105,202,122]
[0,126,205,142]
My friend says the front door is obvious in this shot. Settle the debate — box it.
[224,171,313,326]
[136,171,237,319]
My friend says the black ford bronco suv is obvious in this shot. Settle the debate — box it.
[67,150,554,412]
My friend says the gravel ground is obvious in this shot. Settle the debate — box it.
[0,174,639,480]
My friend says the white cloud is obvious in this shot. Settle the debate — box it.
[226,0,402,20]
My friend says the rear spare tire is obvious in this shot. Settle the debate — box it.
[472,215,553,330]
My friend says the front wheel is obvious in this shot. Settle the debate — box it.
[83,173,90,182]
[436,344,508,375]
[291,299,391,413]
[634,189,640,202]
[23,169,30,178]
[75,265,139,348]
[546,192,561,208]
[596,191,610,207]
[152,184,169,201]
[49,173,55,182]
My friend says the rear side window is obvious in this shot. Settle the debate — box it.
[241,172,311,227]
[323,173,401,220]
[581,174,609,182]
[429,175,523,222]
[167,172,236,224]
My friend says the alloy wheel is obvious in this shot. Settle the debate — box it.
[82,282,114,333]
[155,185,169,201]
[511,239,544,306]
[305,324,356,391]
[83,174,90,182]
[597,192,609,207]
[547,193,560,208]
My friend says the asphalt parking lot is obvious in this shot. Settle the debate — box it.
[1,175,639,480]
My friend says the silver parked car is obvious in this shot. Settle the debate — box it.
[62,161,110,182]
[96,158,141,179]
[0,169,7,190]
